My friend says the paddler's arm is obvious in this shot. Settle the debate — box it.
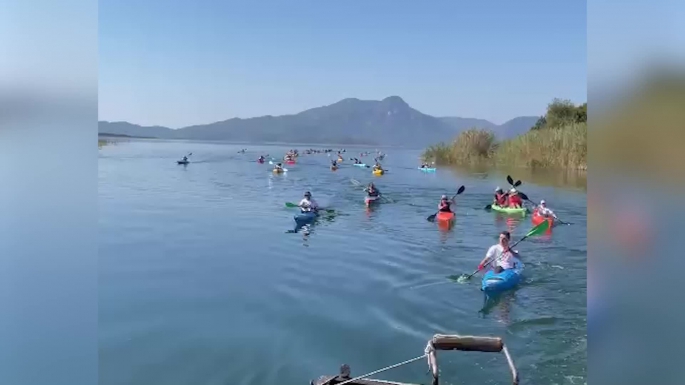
[478,246,497,270]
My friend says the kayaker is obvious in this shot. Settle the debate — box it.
[372,162,383,171]
[438,195,454,213]
[298,191,319,212]
[507,189,523,208]
[535,200,558,220]
[182,155,188,162]
[477,231,519,271]
[274,163,284,172]
[365,182,381,197]
[493,187,507,206]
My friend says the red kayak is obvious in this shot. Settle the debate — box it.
[436,211,455,223]
[257,159,265,164]
[365,195,380,207]
[531,209,554,228]
[286,160,296,164]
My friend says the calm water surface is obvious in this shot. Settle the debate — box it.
[99,140,586,385]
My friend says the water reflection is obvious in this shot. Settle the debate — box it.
[448,165,587,191]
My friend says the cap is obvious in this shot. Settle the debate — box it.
[509,188,517,193]
[441,194,448,199]
[495,186,502,192]
[540,200,546,204]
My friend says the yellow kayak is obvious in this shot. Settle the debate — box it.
[372,169,384,176]
[273,169,284,174]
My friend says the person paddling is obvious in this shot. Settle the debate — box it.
[298,191,319,213]
[273,162,284,172]
[372,162,383,171]
[493,187,507,206]
[438,194,454,213]
[365,182,381,198]
[477,231,520,273]
[535,200,558,220]
[181,155,188,162]
[507,188,523,208]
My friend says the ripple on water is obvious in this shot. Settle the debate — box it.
[99,142,586,385]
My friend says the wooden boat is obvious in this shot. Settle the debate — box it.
[311,334,518,385]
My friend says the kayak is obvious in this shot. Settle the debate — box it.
[294,210,318,223]
[372,169,384,176]
[177,160,189,165]
[286,160,296,164]
[353,163,367,167]
[435,211,455,223]
[491,204,528,215]
[272,169,285,174]
[331,166,338,171]
[419,167,436,172]
[365,195,380,207]
[257,159,265,164]
[531,210,554,227]
[481,257,524,293]
[337,159,343,163]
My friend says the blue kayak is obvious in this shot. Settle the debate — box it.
[294,210,318,223]
[353,163,367,167]
[481,257,524,293]
[418,167,436,172]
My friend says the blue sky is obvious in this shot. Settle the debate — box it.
[99,0,586,127]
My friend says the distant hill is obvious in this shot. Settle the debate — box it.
[439,116,539,139]
[99,96,539,147]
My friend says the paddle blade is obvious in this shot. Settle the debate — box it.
[456,185,465,195]
[285,202,298,208]
[514,180,521,187]
[426,213,437,222]
[526,220,550,236]
[519,192,529,201]
[484,204,492,210]
[507,175,514,185]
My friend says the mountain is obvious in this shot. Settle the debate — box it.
[439,116,539,139]
[99,96,538,147]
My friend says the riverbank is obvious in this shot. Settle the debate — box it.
[422,123,587,170]
[423,99,587,170]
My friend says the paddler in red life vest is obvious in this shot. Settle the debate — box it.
[493,187,507,207]
[438,195,454,213]
[508,188,523,208]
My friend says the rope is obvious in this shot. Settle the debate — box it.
[334,354,427,385]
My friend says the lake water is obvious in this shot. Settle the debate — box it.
[99,140,587,385]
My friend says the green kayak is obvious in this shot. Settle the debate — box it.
[491,204,528,215]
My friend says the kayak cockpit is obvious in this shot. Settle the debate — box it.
[311,334,518,385]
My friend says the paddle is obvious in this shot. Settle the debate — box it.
[456,220,550,283]
[426,185,466,222]
[284,202,334,214]
[484,177,522,210]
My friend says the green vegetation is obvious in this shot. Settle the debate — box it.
[423,99,587,170]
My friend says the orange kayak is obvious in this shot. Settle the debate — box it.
[531,210,554,227]
[436,211,455,223]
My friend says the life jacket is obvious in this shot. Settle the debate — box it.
[494,193,507,206]
[438,200,451,212]
[508,195,523,207]
[368,188,379,197]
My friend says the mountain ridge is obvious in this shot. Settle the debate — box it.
[99,96,538,147]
